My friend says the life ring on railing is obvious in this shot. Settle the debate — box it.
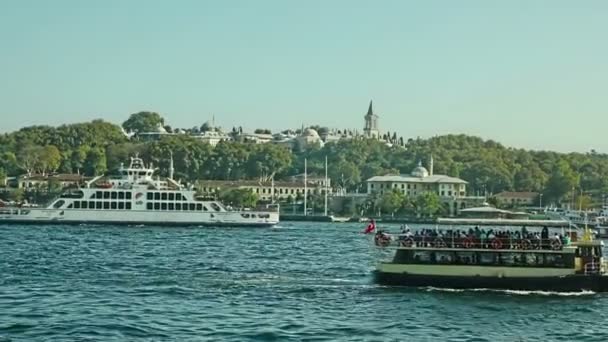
[374,234,391,247]
[463,238,474,249]
[434,238,446,248]
[520,239,532,250]
[491,238,503,250]
[400,237,414,248]
[551,239,562,250]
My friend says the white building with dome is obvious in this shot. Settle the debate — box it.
[295,127,324,151]
[366,156,478,215]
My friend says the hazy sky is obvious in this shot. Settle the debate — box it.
[1,1,607,152]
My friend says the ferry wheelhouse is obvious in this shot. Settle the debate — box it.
[373,220,608,292]
[0,157,279,227]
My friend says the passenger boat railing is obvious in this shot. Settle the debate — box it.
[584,262,600,275]
[374,233,569,251]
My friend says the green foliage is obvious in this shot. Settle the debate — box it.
[379,189,406,215]
[122,111,164,133]
[10,188,24,202]
[219,188,259,208]
[543,160,580,204]
[412,192,442,217]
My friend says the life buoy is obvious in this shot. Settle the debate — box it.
[463,238,474,249]
[520,239,532,250]
[434,238,446,248]
[551,239,562,250]
[491,238,503,249]
[401,237,414,247]
[374,234,391,247]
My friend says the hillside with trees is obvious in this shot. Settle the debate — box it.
[1,111,607,208]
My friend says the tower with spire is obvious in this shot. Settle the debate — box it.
[363,100,380,138]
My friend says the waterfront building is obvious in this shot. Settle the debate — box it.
[134,123,174,141]
[194,130,231,146]
[8,173,90,190]
[492,191,539,207]
[295,128,324,151]
[197,179,331,201]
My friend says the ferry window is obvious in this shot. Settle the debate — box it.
[81,201,88,209]
[111,192,117,199]
[210,203,221,211]
[189,203,195,211]
[202,205,208,211]
[161,203,167,210]
[146,203,153,210]
[412,251,431,263]
[455,252,475,265]
[147,193,153,200]
[479,253,496,265]
[176,203,181,210]
[118,192,125,199]
[154,193,160,200]
[161,193,167,200]
[67,203,73,209]
[89,201,94,209]
[196,204,202,211]
[103,202,109,209]
[544,254,566,268]
[53,200,65,209]
[499,253,517,266]
[168,203,174,210]
[125,203,131,210]
[436,252,454,264]
[96,202,102,209]
[103,192,110,199]
[90,193,96,199]
[111,202,117,209]
[169,193,175,201]
[154,203,160,210]
[118,202,125,210]
[138,171,146,176]
[126,192,132,200]
[523,253,541,267]
[74,201,80,209]
[96,191,102,198]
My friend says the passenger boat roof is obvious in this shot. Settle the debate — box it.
[437,218,571,227]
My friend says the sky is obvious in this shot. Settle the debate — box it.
[0,0,607,153]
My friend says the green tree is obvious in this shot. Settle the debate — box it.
[544,160,580,204]
[84,148,108,176]
[39,145,62,175]
[122,111,165,133]
[379,189,406,216]
[413,192,442,218]
[219,188,259,208]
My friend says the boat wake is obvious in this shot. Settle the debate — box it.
[423,286,596,297]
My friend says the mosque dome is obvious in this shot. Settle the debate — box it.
[411,161,429,178]
[303,128,320,138]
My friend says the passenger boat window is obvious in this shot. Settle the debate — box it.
[111,192,117,199]
[189,203,195,211]
[146,203,153,210]
[544,254,566,268]
[53,200,65,209]
[103,202,110,209]
[196,204,203,211]
[118,192,125,199]
[169,193,175,201]
[103,192,110,199]
[111,202,117,209]
[96,191,102,198]
[118,202,125,210]
[74,201,81,209]
[161,193,168,200]
[455,252,475,265]
[147,193,153,200]
[241,213,250,218]
[126,192,132,200]
[202,205,208,211]
[168,203,174,210]
[176,203,181,210]
[89,201,94,209]
[161,203,167,210]
[126,202,131,210]
[68,203,73,209]
[478,253,496,265]
[436,252,453,264]
[96,202,102,209]
[412,251,431,263]
[210,203,221,211]
[499,253,516,266]
[154,193,160,200]
[82,201,88,209]
[154,203,160,210]
[524,253,541,266]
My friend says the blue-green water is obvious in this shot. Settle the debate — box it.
[1,222,607,342]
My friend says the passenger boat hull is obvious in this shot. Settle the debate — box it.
[374,271,608,292]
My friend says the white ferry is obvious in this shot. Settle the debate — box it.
[372,221,608,292]
[0,157,279,227]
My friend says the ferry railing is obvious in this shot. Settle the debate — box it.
[374,233,569,251]
[584,262,600,275]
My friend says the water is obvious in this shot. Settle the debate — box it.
[1,222,607,342]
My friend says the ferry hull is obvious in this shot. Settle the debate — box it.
[374,271,608,292]
[0,219,277,227]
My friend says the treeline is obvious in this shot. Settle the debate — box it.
[1,112,607,207]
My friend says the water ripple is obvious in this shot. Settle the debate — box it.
[1,223,608,341]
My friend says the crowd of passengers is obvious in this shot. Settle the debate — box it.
[391,225,571,250]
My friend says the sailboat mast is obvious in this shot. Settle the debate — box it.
[304,158,307,216]
[324,155,328,216]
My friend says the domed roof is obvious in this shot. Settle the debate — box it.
[155,122,167,133]
[411,161,429,178]
[303,128,320,137]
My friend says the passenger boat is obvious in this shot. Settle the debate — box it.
[0,156,279,227]
[373,221,608,292]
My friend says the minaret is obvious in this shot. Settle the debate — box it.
[169,151,175,180]
[429,155,434,176]
[363,100,379,138]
